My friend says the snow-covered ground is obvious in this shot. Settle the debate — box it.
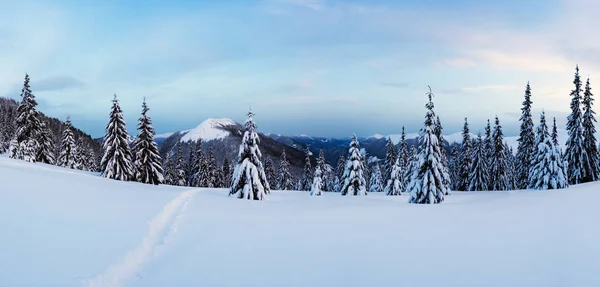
[1,156,599,287]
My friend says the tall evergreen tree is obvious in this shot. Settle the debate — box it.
[204,146,217,188]
[565,65,587,184]
[185,143,196,186]
[340,134,367,196]
[435,115,451,193]
[403,145,418,192]
[317,149,329,191]
[552,117,560,148]
[408,87,448,204]
[505,143,516,190]
[369,164,384,192]
[484,119,493,188]
[10,74,42,162]
[457,117,473,191]
[399,126,410,171]
[277,150,294,190]
[36,121,55,164]
[449,144,460,190]
[264,156,276,190]
[310,166,324,196]
[334,154,346,192]
[529,112,569,190]
[163,154,175,185]
[385,157,403,196]
[300,145,313,191]
[132,99,163,185]
[101,95,134,181]
[468,133,489,191]
[173,144,186,186]
[191,140,204,187]
[384,137,397,184]
[490,116,509,191]
[58,117,77,169]
[582,77,600,182]
[74,137,88,170]
[516,82,536,189]
[230,108,270,200]
[222,157,232,187]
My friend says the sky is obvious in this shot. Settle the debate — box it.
[1,0,600,138]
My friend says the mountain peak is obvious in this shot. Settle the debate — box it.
[180,118,239,142]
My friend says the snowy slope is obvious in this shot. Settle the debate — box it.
[179,118,238,142]
[1,156,599,287]
[369,133,419,144]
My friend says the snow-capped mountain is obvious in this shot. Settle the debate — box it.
[180,118,240,142]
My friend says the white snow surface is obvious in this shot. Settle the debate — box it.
[1,155,600,287]
[179,118,237,142]
[154,132,174,139]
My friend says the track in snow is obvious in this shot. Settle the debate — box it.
[86,189,196,287]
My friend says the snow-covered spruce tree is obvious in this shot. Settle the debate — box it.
[317,149,328,191]
[205,146,218,188]
[10,74,42,162]
[222,157,232,187]
[565,65,587,185]
[435,115,451,193]
[301,145,313,191]
[457,117,473,191]
[36,120,55,164]
[399,126,410,171]
[362,150,372,191]
[369,164,384,192]
[264,156,276,190]
[468,133,490,191]
[408,87,448,204]
[384,137,397,184]
[277,150,294,190]
[449,144,460,190]
[191,140,204,187]
[310,166,324,196]
[185,143,195,185]
[552,117,560,148]
[163,154,175,185]
[403,145,418,192]
[101,95,134,181]
[132,99,163,185]
[173,143,186,186]
[515,82,536,189]
[385,157,403,196]
[529,111,568,189]
[340,134,367,196]
[582,77,600,182]
[58,117,77,169]
[74,137,88,170]
[489,116,509,191]
[505,143,516,190]
[229,108,270,200]
[334,154,346,192]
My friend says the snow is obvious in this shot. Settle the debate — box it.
[2,155,600,286]
[179,118,237,142]
[443,132,476,143]
[154,132,174,139]
[368,133,419,144]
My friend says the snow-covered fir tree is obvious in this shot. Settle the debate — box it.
[505,143,516,190]
[449,144,460,190]
[408,87,448,204]
[74,137,88,170]
[205,146,218,188]
[229,108,270,200]
[264,156,276,190]
[361,149,371,190]
[468,133,490,191]
[582,77,600,182]
[369,164,384,192]
[435,115,451,193]
[163,154,175,185]
[310,166,324,196]
[173,144,186,186]
[334,154,346,192]
[565,65,587,185]
[515,82,536,189]
[384,137,397,184]
[58,117,77,169]
[385,157,403,196]
[457,117,473,191]
[222,157,232,187]
[191,140,204,187]
[340,134,367,196]
[552,117,560,148]
[489,116,509,191]
[399,126,410,171]
[185,143,196,186]
[529,111,568,190]
[300,145,313,191]
[132,99,163,185]
[10,74,42,162]
[277,150,294,190]
[403,145,418,192]
[316,149,329,191]
[36,121,55,164]
[100,95,134,181]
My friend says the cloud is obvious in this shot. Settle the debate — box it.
[34,76,85,92]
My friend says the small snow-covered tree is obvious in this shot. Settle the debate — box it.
[10,74,42,162]
[301,145,313,191]
[317,149,329,191]
[369,164,384,192]
[552,117,560,149]
[277,150,294,190]
[449,144,460,190]
[408,87,447,204]
[489,116,509,191]
[100,95,134,181]
[205,146,218,188]
[191,140,204,187]
[36,120,55,165]
[582,77,600,182]
[384,138,397,184]
[468,133,490,191]
[385,157,403,196]
[457,117,473,191]
[403,145,418,191]
[340,134,367,196]
[505,143,516,190]
[163,154,175,185]
[74,137,88,170]
[264,156,276,190]
[529,111,569,190]
[229,108,270,200]
[565,65,587,185]
[310,166,324,196]
[516,82,536,189]
[222,157,232,187]
[334,154,346,192]
[58,117,77,169]
[173,144,186,186]
[399,126,410,171]
[132,99,163,185]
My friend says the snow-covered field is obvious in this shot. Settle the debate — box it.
[1,156,599,287]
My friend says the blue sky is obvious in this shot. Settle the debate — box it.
[1,0,599,138]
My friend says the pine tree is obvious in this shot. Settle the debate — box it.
[10,74,42,162]
[334,154,346,192]
[362,149,371,191]
[58,117,77,169]
[101,95,134,181]
[173,144,186,186]
[192,140,204,187]
[369,164,384,192]
[399,126,410,171]
[185,143,196,186]
[490,116,509,191]
[552,117,560,148]
[74,137,88,170]
[515,82,536,189]
[222,157,232,187]
[385,157,403,196]
[505,143,516,190]
[206,146,217,188]
[582,77,600,182]
[317,149,328,191]
[310,166,324,196]
[403,145,418,192]
[408,87,447,204]
[132,99,163,185]
[457,117,473,191]
[529,111,569,190]
[484,119,493,189]
[565,65,587,184]
[435,115,451,194]
[230,108,270,200]
[301,145,313,191]
[264,156,276,190]
[384,137,397,184]
[340,134,367,196]
[163,154,175,185]
[277,150,294,190]
[468,133,490,191]
[36,120,55,164]
[449,144,460,190]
